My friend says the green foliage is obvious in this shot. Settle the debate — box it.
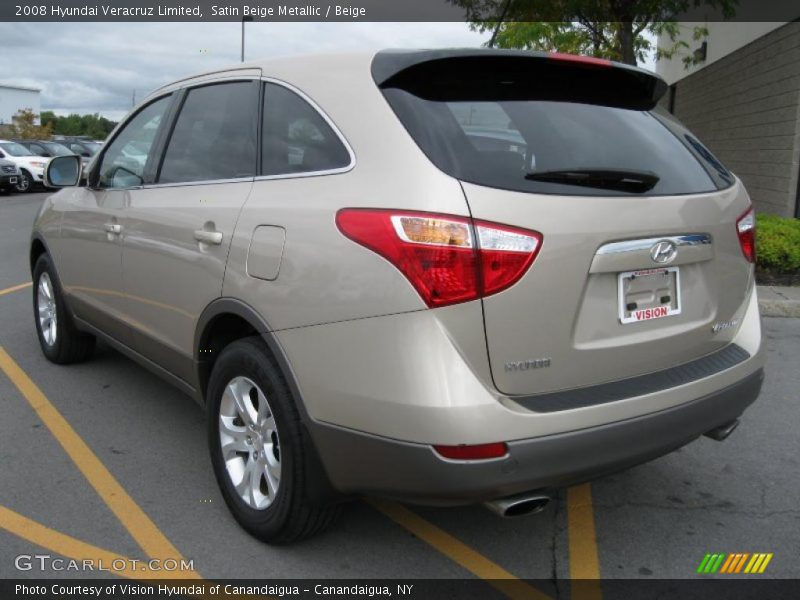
[484,21,655,64]
[40,110,117,140]
[456,0,737,66]
[756,214,800,274]
[9,108,53,139]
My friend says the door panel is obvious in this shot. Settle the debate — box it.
[56,94,174,345]
[122,183,253,381]
[57,188,130,343]
[121,80,259,382]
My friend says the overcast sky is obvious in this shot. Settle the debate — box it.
[2,22,656,122]
[1,22,490,120]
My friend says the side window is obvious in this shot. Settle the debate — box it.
[158,81,257,184]
[29,143,46,156]
[98,95,171,189]
[261,83,351,176]
[70,144,89,157]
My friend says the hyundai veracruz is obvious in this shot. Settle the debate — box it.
[31,49,764,542]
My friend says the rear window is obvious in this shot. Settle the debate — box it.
[378,56,732,197]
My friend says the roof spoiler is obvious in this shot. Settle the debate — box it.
[372,49,668,111]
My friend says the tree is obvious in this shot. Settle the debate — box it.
[455,0,737,66]
[40,111,117,139]
[9,108,53,140]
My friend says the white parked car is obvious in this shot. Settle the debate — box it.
[0,140,49,192]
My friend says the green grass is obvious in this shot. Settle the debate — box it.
[756,213,800,274]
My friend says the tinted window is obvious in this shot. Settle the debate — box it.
[382,89,724,197]
[69,143,91,156]
[44,142,73,157]
[159,82,257,184]
[652,108,734,190]
[261,83,350,176]
[98,95,171,189]
[28,143,47,155]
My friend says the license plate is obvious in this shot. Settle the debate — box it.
[618,267,681,324]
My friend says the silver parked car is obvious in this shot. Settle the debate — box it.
[31,50,764,543]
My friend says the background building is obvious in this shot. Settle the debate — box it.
[656,21,800,218]
[0,83,41,126]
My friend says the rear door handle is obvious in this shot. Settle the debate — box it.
[104,223,122,234]
[194,230,223,245]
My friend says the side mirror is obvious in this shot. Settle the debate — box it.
[45,155,82,188]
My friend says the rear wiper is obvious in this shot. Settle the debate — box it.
[524,168,660,193]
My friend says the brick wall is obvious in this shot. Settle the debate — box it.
[669,22,800,217]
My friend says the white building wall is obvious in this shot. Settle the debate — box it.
[656,22,785,85]
[0,85,42,125]
[655,22,800,217]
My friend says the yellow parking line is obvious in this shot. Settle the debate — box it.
[0,346,190,565]
[567,484,602,599]
[368,499,551,600]
[0,506,193,580]
[0,281,31,297]
[758,553,773,573]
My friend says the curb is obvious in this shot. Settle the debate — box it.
[757,285,800,318]
[759,299,800,318]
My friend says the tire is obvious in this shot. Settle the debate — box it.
[32,254,96,364]
[16,170,32,193]
[207,337,340,543]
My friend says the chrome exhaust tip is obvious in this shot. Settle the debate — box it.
[484,492,551,518]
[704,419,740,442]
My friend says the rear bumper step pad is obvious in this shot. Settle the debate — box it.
[511,343,750,413]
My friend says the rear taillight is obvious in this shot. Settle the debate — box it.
[335,209,542,308]
[433,442,508,460]
[549,52,612,67]
[736,206,756,263]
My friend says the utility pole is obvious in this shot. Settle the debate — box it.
[241,16,253,62]
[131,89,136,108]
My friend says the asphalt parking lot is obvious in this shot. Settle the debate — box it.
[1,192,799,594]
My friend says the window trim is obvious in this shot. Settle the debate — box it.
[254,76,356,182]
[94,74,355,192]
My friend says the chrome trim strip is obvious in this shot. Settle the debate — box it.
[150,70,263,97]
[143,177,254,190]
[596,234,712,255]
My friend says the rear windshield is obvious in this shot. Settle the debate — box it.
[381,89,733,197]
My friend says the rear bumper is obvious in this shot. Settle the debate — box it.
[309,368,763,505]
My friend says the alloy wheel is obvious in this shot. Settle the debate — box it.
[37,272,57,346]
[218,376,281,510]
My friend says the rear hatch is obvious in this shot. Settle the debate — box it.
[374,50,755,396]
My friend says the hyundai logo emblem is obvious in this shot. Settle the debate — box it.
[650,240,678,264]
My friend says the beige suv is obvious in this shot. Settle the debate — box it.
[31,49,764,543]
